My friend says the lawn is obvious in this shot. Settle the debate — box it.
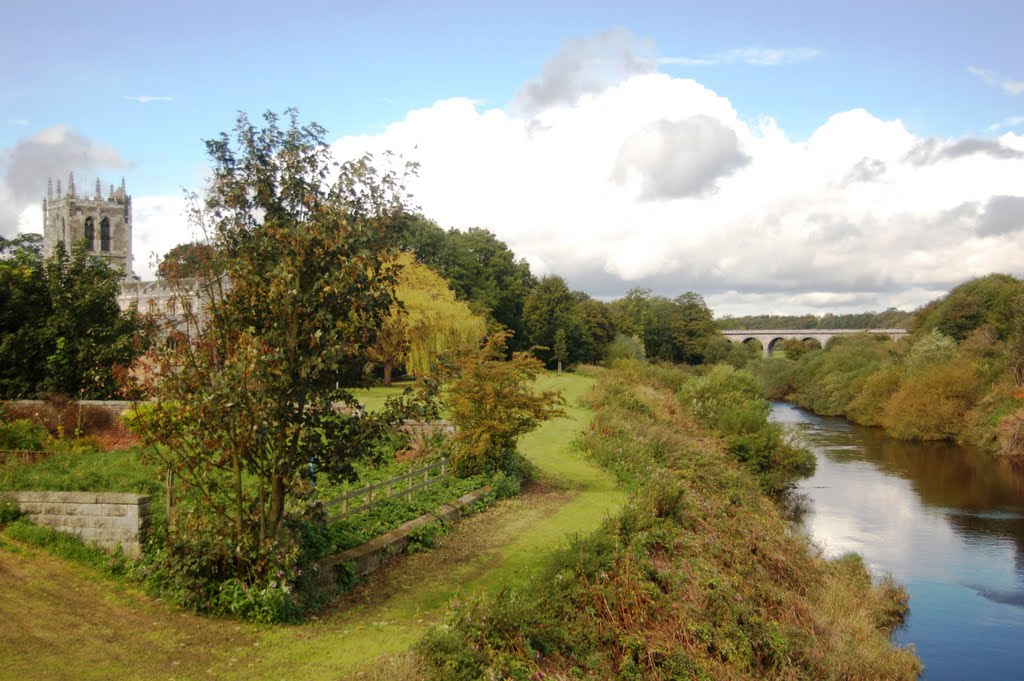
[0,371,624,680]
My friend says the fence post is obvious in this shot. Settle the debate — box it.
[407,474,413,500]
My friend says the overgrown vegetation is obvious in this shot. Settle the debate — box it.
[751,274,1024,459]
[419,364,919,679]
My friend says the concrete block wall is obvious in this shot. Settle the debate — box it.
[2,491,151,556]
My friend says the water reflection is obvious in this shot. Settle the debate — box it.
[772,402,1024,681]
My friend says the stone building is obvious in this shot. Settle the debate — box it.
[41,174,219,340]
[43,173,133,278]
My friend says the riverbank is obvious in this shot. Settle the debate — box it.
[419,363,921,679]
[752,274,1024,461]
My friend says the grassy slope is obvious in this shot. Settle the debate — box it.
[0,372,623,681]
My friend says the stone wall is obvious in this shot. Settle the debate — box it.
[2,491,151,556]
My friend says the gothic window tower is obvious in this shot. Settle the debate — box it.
[42,173,133,278]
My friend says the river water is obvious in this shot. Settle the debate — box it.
[771,402,1024,681]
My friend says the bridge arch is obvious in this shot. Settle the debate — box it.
[720,328,909,358]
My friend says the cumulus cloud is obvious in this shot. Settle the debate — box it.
[0,126,128,236]
[976,195,1024,237]
[968,66,1024,96]
[660,47,821,67]
[512,27,655,114]
[330,56,1024,315]
[612,116,749,199]
[905,137,1024,165]
[843,157,887,185]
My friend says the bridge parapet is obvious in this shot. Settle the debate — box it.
[721,328,909,358]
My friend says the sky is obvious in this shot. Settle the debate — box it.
[2,0,1022,317]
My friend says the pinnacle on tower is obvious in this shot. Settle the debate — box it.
[108,183,114,199]
[95,178,102,199]
[56,179,62,197]
[68,172,76,198]
[47,178,53,199]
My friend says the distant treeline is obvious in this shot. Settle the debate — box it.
[716,308,915,330]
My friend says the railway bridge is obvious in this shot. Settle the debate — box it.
[721,328,910,357]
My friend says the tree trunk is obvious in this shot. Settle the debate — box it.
[383,359,394,386]
[557,359,562,375]
[267,473,286,539]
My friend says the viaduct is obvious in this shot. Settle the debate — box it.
[721,328,910,357]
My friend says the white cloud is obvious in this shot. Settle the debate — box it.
[968,66,1024,96]
[330,71,1024,316]
[121,95,173,104]
[1,125,128,236]
[660,47,821,67]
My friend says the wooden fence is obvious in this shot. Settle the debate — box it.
[323,459,449,521]
[0,449,53,465]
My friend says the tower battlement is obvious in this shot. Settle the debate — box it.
[42,172,133,278]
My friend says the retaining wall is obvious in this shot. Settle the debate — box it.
[2,491,151,556]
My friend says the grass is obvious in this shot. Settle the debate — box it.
[352,382,417,413]
[0,371,624,680]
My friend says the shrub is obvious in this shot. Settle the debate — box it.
[678,365,814,493]
[0,418,49,451]
[604,334,646,364]
[0,498,23,524]
[883,357,979,440]
[445,331,564,476]
[846,363,902,427]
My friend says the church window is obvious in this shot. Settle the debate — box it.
[100,217,111,252]
[84,217,95,250]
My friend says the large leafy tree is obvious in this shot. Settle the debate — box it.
[398,216,537,349]
[0,234,146,398]
[131,110,411,562]
[608,288,717,364]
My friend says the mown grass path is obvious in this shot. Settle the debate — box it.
[0,372,623,680]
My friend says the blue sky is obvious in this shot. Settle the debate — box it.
[2,0,1022,314]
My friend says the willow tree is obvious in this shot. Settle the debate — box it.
[371,252,486,385]
[130,111,411,587]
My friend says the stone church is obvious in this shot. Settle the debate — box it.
[42,174,216,332]
[42,173,133,277]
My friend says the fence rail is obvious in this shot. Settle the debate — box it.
[323,458,449,521]
[0,449,53,465]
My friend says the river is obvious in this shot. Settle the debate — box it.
[771,402,1024,681]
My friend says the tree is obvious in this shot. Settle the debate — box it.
[523,275,575,367]
[156,241,221,279]
[369,252,486,385]
[398,217,537,349]
[572,295,615,363]
[0,235,48,396]
[0,235,147,399]
[129,111,412,593]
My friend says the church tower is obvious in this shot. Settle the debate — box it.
[42,173,133,278]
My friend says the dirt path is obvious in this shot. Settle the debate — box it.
[0,373,623,681]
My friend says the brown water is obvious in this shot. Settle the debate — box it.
[772,402,1024,681]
